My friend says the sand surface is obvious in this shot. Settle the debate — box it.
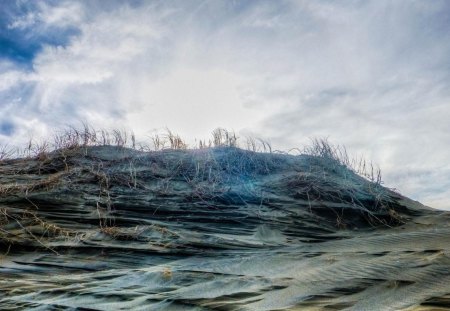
[0,146,449,310]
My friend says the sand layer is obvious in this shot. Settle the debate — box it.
[0,146,449,310]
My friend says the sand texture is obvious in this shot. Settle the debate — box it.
[0,146,449,310]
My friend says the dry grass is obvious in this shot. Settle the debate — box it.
[0,171,66,197]
[0,126,275,160]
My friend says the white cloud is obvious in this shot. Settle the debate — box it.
[0,62,26,92]
[7,12,36,30]
[1,0,450,210]
[8,1,84,30]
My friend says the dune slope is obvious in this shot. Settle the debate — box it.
[0,145,449,310]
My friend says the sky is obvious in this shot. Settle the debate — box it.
[0,0,450,210]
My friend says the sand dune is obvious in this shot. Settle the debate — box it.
[0,144,449,310]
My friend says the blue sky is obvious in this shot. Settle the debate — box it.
[1,0,450,209]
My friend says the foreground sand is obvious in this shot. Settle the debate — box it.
[0,146,449,310]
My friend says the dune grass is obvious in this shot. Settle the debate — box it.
[1,125,381,182]
[0,125,408,256]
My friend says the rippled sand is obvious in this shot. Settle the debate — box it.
[0,146,449,310]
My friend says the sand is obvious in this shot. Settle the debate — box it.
[0,145,449,310]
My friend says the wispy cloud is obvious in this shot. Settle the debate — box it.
[0,0,449,209]
[7,1,84,30]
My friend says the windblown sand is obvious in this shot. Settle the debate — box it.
[0,146,449,310]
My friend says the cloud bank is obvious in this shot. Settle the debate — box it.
[1,0,450,209]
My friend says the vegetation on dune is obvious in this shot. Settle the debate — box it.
[0,126,417,255]
[0,126,449,310]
